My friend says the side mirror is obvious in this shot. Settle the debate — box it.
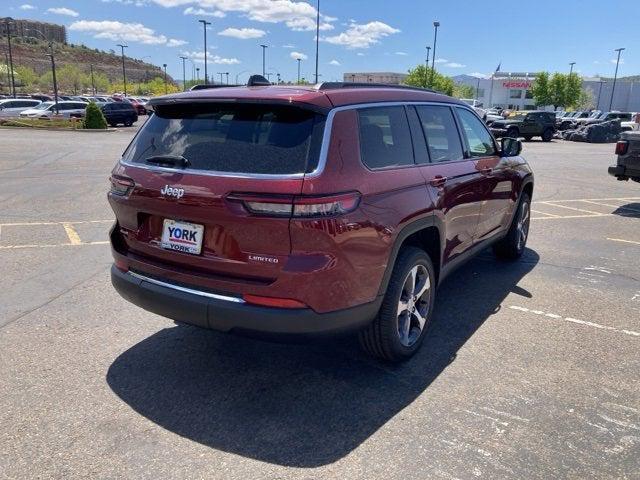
[501,137,522,157]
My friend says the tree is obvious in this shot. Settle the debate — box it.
[549,73,567,110]
[565,73,582,109]
[404,64,454,96]
[576,88,596,110]
[57,64,86,94]
[15,66,38,91]
[83,102,107,129]
[531,72,552,107]
[453,83,476,99]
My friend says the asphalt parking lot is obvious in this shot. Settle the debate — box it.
[0,129,638,479]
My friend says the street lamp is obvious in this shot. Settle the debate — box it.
[24,28,59,112]
[89,64,96,95]
[430,21,440,87]
[569,62,576,76]
[225,72,229,85]
[198,19,211,84]
[425,46,431,87]
[314,0,320,84]
[260,44,268,76]
[4,20,16,97]
[196,67,200,82]
[179,56,188,91]
[235,69,249,84]
[217,72,224,84]
[610,48,625,111]
[596,80,606,110]
[163,63,168,94]
[297,57,302,84]
[116,44,128,96]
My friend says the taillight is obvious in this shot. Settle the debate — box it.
[243,294,307,309]
[227,192,361,218]
[615,141,629,156]
[109,175,135,196]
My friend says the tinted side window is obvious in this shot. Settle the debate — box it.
[357,106,414,169]
[456,108,496,157]
[416,105,464,163]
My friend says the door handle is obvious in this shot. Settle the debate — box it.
[429,176,447,187]
[480,167,493,175]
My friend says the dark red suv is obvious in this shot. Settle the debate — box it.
[109,81,533,361]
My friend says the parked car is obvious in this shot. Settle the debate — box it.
[0,98,42,117]
[100,101,138,127]
[460,98,487,121]
[579,111,633,127]
[30,94,52,102]
[108,81,534,362]
[621,112,640,132]
[609,131,640,183]
[127,98,147,115]
[491,110,556,141]
[557,111,593,130]
[19,101,88,119]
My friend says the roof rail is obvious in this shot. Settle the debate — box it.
[189,84,239,91]
[317,82,437,93]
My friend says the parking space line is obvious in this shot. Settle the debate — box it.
[537,202,606,215]
[531,213,614,221]
[531,209,560,217]
[0,241,109,250]
[606,238,640,246]
[509,306,640,338]
[533,196,640,204]
[580,200,640,213]
[0,220,112,227]
[62,223,82,245]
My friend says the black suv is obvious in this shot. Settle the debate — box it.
[100,102,138,127]
[491,111,556,142]
[609,131,640,183]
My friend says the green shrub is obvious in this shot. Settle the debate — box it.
[83,101,107,129]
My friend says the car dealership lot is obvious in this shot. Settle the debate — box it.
[0,130,638,479]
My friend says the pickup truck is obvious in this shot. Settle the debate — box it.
[609,131,640,183]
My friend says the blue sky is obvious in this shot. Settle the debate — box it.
[5,0,639,83]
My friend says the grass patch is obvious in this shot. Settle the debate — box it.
[0,117,92,130]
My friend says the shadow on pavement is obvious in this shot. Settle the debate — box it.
[107,248,539,467]
[613,202,640,218]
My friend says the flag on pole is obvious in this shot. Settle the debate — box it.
[495,62,501,73]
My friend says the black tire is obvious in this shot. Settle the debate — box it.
[493,192,531,260]
[124,121,133,127]
[523,136,533,141]
[359,246,436,362]
[541,128,553,142]
[507,127,519,138]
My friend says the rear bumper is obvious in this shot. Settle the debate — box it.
[609,164,640,180]
[111,265,380,336]
[490,128,508,137]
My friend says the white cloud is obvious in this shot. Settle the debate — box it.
[150,0,335,32]
[102,0,148,5]
[218,27,265,39]
[182,50,240,65]
[69,20,186,47]
[434,58,448,64]
[290,51,308,61]
[610,58,625,65]
[20,4,36,10]
[282,44,295,49]
[47,7,79,17]
[395,51,408,56]
[183,6,225,17]
[323,21,400,49]
[328,59,340,66]
[356,52,365,56]
[445,62,466,68]
[469,72,489,79]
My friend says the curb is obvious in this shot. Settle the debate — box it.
[0,125,118,132]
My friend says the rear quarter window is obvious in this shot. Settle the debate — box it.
[123,103,325,175]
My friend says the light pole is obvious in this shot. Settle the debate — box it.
[4,20,16,97]
[430,21,440,87]
[225,72,229,85]
[163,63,168,94]
[314,0,320,84]
[116,44,128,96]
[569,62,576,76]
[3,53,10,94]
[235,69,249,84]
[610,48,625,111]
[179,56,188,91]
[425,46,431,87]
[218,72,224,84]
[597,80,606,110]
[196,67,200,82]
[89,64,96,94]
[476,77,480,100]
[297,58,301,84]
[260,44,268,76]
[24,28,58,111]
[198,19,211,84]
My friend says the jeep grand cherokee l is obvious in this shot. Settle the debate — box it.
[109,81,533,362]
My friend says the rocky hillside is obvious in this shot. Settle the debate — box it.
[7,38,167,83]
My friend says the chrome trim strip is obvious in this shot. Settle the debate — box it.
[119,100,473,180]
[128,271,245,303]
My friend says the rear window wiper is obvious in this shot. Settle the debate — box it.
[144,155,190,169]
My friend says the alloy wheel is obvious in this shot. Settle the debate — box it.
[516,200,530,250]
[397,265,431,347]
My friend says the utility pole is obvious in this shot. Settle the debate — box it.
[218,72,224,84]
[116,44,128,96]
[46,45,59,114]
[314,0,320,84]
[90,64,96,94]
[4,20,16,97]
[179,56,188,91]
[163,63,168,94]
[430,21,440,87]
[297,58,301,84]
[569,62,576,76]
[260,44,268,76]
[196,67,200,82]
[610,48,625,111]
[199,19,211,84]
[596,80,606,110]
[3,53,10,94]
[425,46,431,87]
[225,72,229,85]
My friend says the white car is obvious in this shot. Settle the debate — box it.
[621,113,639,132]
[461,98,487,121]
[19,101,88,119]
[0,99,42,117]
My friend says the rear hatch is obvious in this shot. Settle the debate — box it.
[109,101,326,288]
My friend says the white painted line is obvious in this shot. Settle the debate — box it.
[0,241,109,250]
[0,220,112,227]
[580,200,640,213]
[531,209,561,217]
[62,223,82,245]
[607,238,640,246]
[509,305,640,338]
[538,202,606,215]
[533,196,640,204]
[531,214,614,221]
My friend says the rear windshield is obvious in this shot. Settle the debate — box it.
[123,103,325,175]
